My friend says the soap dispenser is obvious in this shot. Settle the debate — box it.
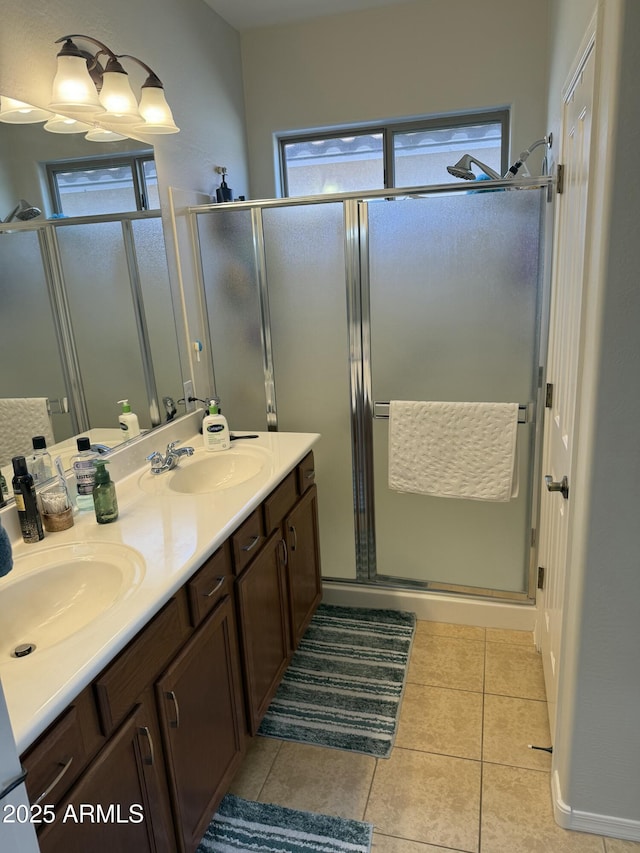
[118,399,141,439]
[202,399,230,452]
[93,460,118,524]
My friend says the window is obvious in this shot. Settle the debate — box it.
[279,111,509,197]
[46,152,158,217]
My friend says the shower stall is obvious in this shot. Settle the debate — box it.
[190,177,552,602]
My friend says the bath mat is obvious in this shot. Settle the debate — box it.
[197,794,373,853]
[258,603,416,758]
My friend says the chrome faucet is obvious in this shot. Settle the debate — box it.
[147,440,194,475]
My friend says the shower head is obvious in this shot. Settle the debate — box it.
[446,155,501,181]
[3,199,42,223]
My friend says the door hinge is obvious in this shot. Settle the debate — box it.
[556,163,564,194]
[545,383,554,408]
[537,566,545,590]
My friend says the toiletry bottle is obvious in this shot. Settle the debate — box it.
[11,456,44,543]
[118,399,141,439]
[72,437,98,510]
[202,399,230,452]
[93,460,119,524]
[0,470,8,504]
[29,435,54,485]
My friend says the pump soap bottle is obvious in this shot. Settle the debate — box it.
[12,456,44,543]
[93,460,118,524]
[118,400,141,439]
[202,399,230,452]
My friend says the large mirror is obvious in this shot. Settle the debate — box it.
[0,94,187,488]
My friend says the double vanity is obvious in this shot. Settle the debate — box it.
[0,420,321,852]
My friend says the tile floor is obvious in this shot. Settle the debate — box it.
[228,619,640,853]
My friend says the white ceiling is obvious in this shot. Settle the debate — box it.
[203,0,413,32]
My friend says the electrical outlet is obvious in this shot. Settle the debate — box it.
[183,380,195,412]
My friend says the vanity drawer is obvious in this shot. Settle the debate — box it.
[297,452,316,494]
[263,470,298,534]
[94,591,191,735]
[22,687,104,809]
[187,540,233,626]
[231,508,266,575]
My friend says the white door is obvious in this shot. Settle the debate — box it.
[539,37,595,737]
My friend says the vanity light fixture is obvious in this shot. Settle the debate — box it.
[0,96,53,124]
[48,34,179,134]
[43,114,93,134]
[85,125,129,143]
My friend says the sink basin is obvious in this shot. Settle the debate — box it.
[0,542,145,660]
[139,445,272,495]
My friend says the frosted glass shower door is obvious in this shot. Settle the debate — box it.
[367,190,544,594]
[263,203,357,579]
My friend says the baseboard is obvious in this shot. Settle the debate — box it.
[552,770,640,842]
[321,581,536,632]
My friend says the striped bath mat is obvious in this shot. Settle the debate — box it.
[258,603,416,758]
[198,794,372,853]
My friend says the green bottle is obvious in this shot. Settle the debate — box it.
[92,460,119,524]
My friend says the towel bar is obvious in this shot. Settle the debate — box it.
[373,401,531,424]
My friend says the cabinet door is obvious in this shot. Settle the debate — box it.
[156,595,245,853]
[235,529,291,734]
[37,696,174,853]
[286,485,322,648]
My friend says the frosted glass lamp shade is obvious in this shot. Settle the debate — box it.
[44,114,92,134]
[85,126,129,142]
[0,97,53,123]
[98,70,141,123]
[49,54,104,113]
[134,86,179,134]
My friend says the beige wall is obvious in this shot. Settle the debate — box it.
[240,0,550,199]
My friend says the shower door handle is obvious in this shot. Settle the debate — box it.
[545,474,569,500]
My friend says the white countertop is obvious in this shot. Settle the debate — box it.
[0,428,319,754]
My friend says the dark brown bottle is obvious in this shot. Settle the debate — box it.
[12,456,44,543]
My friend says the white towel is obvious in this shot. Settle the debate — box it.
[0,397,54,468]
[388,401,519,502]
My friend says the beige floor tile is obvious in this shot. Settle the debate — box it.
[228,735,282,801]
[373,833,467,852]
[258,740,375,820]
[481,764,605,852]
[365,748,481,853]
[483,694,552,771]
[486,627,534,646]
[485,640,546,700]
[604,841,640,851]
[408,634,485,693]
[395,682,482,760]
[415,620,486,642]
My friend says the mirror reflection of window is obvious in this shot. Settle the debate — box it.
[46,153,157,217]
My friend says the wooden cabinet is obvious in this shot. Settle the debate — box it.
[22,452,321,853]
[234,529,291,734]
[37,693,174,853]
[285,485,322,648]
[156,595,245,853]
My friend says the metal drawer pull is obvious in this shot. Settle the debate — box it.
[241,535,260,552]
[204,576,225,598]
[167,691,180,728]
[289,524,298,551]
[139,726,155,765]
[305,469,315,480]
[545,474,569,500]
[35,757,73,804]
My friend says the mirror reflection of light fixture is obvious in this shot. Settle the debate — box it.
[0,96,53,124]
[43,114,93,134]
[85,125,129,143]
[48,35,179,134]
